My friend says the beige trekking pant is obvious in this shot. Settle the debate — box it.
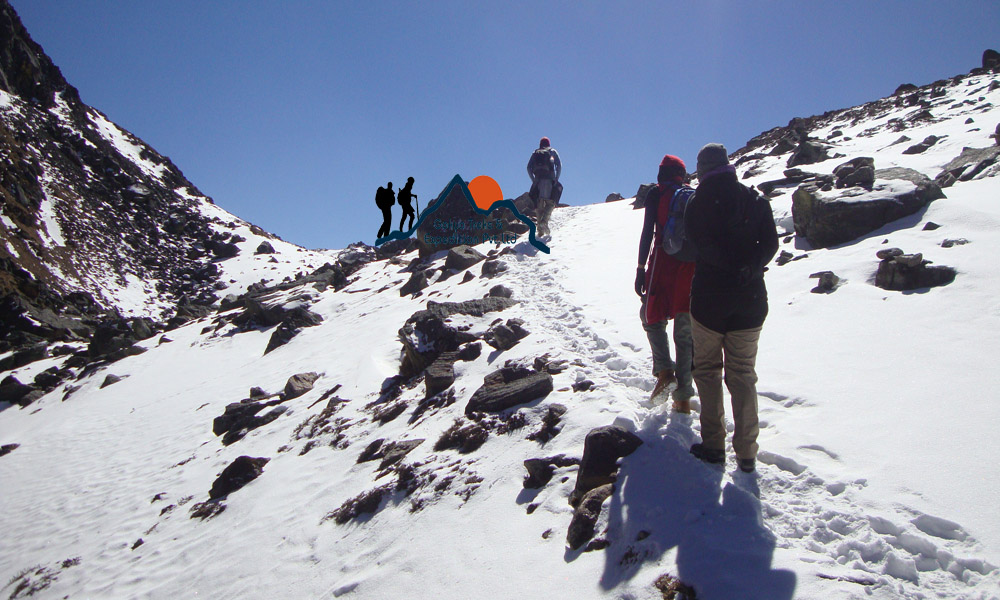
[692,317,762,460]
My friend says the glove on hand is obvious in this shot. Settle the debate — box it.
[634,266,646,297]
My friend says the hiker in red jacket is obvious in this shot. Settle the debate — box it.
[635,155,696,413]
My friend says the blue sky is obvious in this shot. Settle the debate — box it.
[12,1,1000,250]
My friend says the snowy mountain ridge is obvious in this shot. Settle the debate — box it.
[3,2,1000,598]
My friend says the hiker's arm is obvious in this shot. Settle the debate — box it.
[526,157,535,182]
[752,199,780,276]
[553,150,562,181]
[637,188,658,267]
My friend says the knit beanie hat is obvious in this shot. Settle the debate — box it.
[657,154,686,184]
[696,143,729,176]
[539,137,550,148]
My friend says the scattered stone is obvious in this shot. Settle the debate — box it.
[653,573,698,600]
[480,259,508,278]
[326,485,392,524]
[100,374,122,388]
[249,386,269,399]
[0,375,36,406]
[893,83,918,95]
[131,538,144,550]
[875,253,957,291]
[264,322,300,354]
[567,484,614,550]
[487,284,513,299]
[399,270,430,296]
[605,193,624,203]
[465,366,554,416]
[0,343,48,372]
[570,425,642,506]
[283,372,319,399]
[983,49,1000,71]
[425,352,458,397]
[460,271,475,283]
[523,454,579,488]
[876,248,904,260]
[941,238,970,248]
[376,439,424,471]
[786,139,830,168]
[484,318,530,351]
[1,443,19,456]
[632,183,658,210]
[833,157,876,189]
[372,400,407,424]
[935,146,1000,187]
[809,271,841,294]
[526,404,568,443]
[922,222,941,231]
[902,135,942,155]
[456,341,482,362]
[189,500,226,520]
[209,456,270,500]
[255,241,276,255]
[434,419,489,454]
[444,245,487,272]
[572,380,595,393]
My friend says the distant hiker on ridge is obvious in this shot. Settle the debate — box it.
[635,155,696,413]
[527,136,562,238]
[375,182,395,239]
[398,176,418,232]
[685,143,779,474]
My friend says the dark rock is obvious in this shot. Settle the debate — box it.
[465,366,553,416]
[88,318,135,358]
[894,83,918,95]
[372,401,407,424]
[935,146,1000,187]
[209,455,269,499]
[434,420,489,453]
[875,254,957,291]
[220,406,287,446]
[792,168,945,248]
[377,439,424,470]
[484,318,529,350]
[572,380,595,393]
[941,238,970,248]
[768,136,798,156]
[0,375,34,405]
[284,372,319,399]
[425,352,458,397]
[357,439,386,463]
[0,443,19,457]
[487,285,513,299]
[632,183,658,210]
[527,404,568,443]
[374,237,417,259]
[100,374,121,388]
[833,157,876,189]
[876,247,904,260]
[567,484,614,550]
[249,386,269,399]
[480,259,508,278]
[32,367,65,390]
[523,454,579,489]
[902,135,942,155]
[922,222,941,231]
[786,140,830,168]
[460,271,475,283]
[444,245,486,272]
[189,500,226,520]
[398,298,517,377]
[399,270,430,296]
[255,241,276,255]
[605,193,624,203]
[570,425,642,506]
[264,322,301,354]
[809,271,841,294]
[992,123,1000,145]
[0,343,48,372]
[983,49,1000,71]
[456,341,482,362]
[209,240,240,259]
[327,485,391,524]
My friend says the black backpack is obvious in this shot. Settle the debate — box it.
[530,148,556,179]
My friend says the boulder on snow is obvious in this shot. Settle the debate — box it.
[480,259,508,278]
[567,484,615,550]
[444,245,486,272]
[0,375,35,406]
[487,284,513,299]
[875,252,956,291]
[483,318,529,350]
[934,146,1000,187]
[255,241,276,255]
[465,365,553,416]
[792,167,945,248]
[983,49,1000,71]
[570,425,642,507]
[209,455,269,499]
[786,139,831,168]
[283,372,319,399]
[902,135,942,155]
[399,270,430,296]
[523,454,578,489]
[0,443,19,457]
[833,157,876,189]
[425,352,458,397]
[631,183,658,210]
[605,193,624,203]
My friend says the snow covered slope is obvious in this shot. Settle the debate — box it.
[2,62,1000,600]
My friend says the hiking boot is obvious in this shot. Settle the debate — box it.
[689,443,724,465]
[738,457,756,473]
[649,369,677,405]
[671,388,692,414]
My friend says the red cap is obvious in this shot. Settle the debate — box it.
[539,137,550,148]
[660,154,685,170]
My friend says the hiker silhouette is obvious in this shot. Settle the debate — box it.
[398,177,418,232]
[375,181,395,239]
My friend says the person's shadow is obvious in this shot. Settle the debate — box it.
[595,410,796,599]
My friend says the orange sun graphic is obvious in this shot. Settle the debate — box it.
[468,175,503,211]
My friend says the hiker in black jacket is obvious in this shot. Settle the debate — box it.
[685,143,779,473]
[375,182,395,239]
[527,137,562,238]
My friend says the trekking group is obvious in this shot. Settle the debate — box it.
[636,144,779,473]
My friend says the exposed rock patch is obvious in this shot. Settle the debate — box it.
[465,365,553,416]
[208,455,269,500]
[570,425,642,506]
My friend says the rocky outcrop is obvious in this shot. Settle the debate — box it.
[833,157,875,189]
[465,365,553,416]
[569,425,642,506]
[483,318,529,350]
[935,146,1000,187]
[792,168,945,248]
[208,455,269,500]
[874,249,956,291]
[398,298,517,377]
[444,245,486,272]
[567,484,614,551]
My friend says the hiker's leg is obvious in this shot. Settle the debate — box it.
[672,312,695,400]
[640,302,673,376]
[723,326,762,460]
[692,317,726,452]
